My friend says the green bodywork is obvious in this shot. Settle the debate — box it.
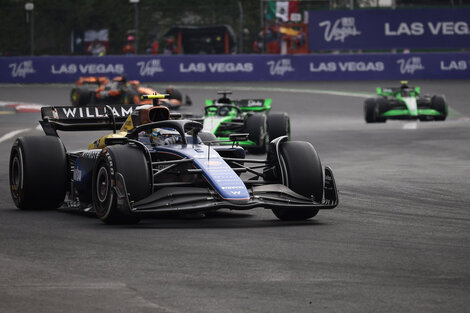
[203,98,272,147]
[376,86,446,119]
[205,98,272,112]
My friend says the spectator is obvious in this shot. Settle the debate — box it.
[88,39,106,56]
[163,37,177,55]
[123,35,136,54]
[150,41,159,54]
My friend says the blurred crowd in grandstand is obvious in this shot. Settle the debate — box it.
[0,0,468,56]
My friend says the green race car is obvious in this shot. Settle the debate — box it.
[199,91,290,153]
[364,81,448,123]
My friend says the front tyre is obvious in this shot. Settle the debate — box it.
[272,141,323,221]
[9,136,67,210]
[267,112,290,141]
[92,145,151,224]
[364,98,386,123]
[245,114,268,154]
[431,95,447,121]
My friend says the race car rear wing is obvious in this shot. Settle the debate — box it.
[205,98,272,112]
[40,105,138,136]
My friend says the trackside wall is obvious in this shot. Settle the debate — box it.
[1,53,470,83]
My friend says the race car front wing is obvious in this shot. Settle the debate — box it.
[112,166,338,215]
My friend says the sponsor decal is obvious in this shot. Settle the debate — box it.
[309,61,384,72]
[385,21,470,36]
[221,186,244,190]
[204,160,222,166]
[319,17,361,42]
[397,57,425,74]
[137,59,164,76]
[51,63,124,75]
[9,60,36,78]
[267,59,295,76]
[179,62,253,73]
[440,60,469,71]
[81,150,101,159]
[247,100,264,107]
[59,106,134,118]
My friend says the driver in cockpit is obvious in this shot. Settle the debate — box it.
[149,128,181,145]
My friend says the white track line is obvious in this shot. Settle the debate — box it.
[0,128,31,144]
[175,84,373,98]
[402,122,418,130]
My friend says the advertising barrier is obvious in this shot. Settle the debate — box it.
[307,8,470,50]
[1,53,470,83]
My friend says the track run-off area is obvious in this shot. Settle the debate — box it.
[0,80,469,313]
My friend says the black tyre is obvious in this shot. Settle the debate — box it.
[364,98,386,123]
[9,136,67,210]
[267,112,290,141]
[431,96,447,121]
[92,145,151,224]
[71,87,93,107]
[166,87,183,102]
[123,89,140,105]
[198,132,218,145]
[244,114,268,154]
[272,141,323,221]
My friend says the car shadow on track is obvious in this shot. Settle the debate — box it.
[4,206,329,229]
[55,207,329,229]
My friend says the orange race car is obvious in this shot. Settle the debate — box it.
[70,75,191,109]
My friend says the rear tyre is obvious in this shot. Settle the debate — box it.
[267,112,290,141]
[92,145,151,224]
[123,89,140,105]
[71,87,92,107]
[431,95,447,121]
[272,141,323,221]
[9,136,67,210]
[244,114,268,154]
[166,87,183,102]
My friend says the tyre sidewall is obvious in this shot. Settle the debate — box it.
[245,114,268,152]
[272,141,323,220]
[431,95,447,120]
[9,136,67,210]
[92,150,115,220]
[92,145,150,224]
[364,98,376,123]
[267,112,290,141]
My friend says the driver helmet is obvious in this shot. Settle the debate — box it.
[113,74,127,83]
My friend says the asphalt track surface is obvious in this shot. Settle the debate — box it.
[0,81,469,313]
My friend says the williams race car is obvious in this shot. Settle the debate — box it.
[364,81,448,123]
[196,91,290,153]
[9,95,338,224]
[71,75,191,109]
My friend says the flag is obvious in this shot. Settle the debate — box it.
[289,0,299,15]
[267,1,298,22]
[266,1,276,20]
[276,1,289,22]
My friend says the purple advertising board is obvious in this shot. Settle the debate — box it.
[308,8,470,50]
[1,53,470,83]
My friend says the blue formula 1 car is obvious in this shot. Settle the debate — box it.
[9,95,338,224]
